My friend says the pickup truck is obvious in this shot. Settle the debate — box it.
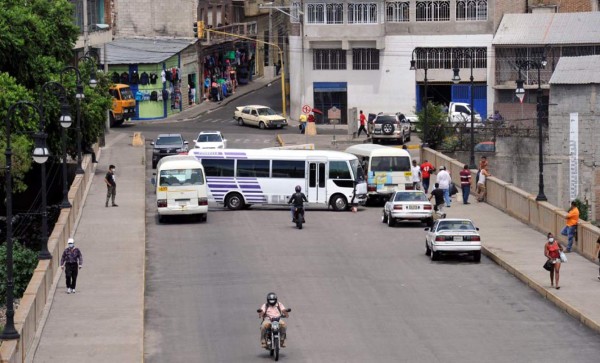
[447,102,482,127]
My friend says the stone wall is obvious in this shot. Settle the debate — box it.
[115,0,199,37]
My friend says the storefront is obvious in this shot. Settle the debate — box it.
[105,38,199,120]
[313,82,348,124]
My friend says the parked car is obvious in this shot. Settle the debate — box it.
[382,190,434,227]
[369,113,411,144]
[424,218,482,262]
[151,134,188,169]
[474,141,495,152]
[194,131,227,149]
[397,112,419,131]
[233,105,288,129]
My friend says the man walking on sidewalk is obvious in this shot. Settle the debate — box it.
[357,110,369,137]
[105,164,118,207]
[459,164,472,204]
[561,201,579,252]
[60,238,83,294]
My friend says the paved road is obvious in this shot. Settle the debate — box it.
[142,137,600,362]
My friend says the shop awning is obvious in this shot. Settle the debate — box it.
[105,38,197,64]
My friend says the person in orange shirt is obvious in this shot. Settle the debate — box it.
[561,201,579,252]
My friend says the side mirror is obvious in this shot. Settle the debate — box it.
[476,227,480,231]
[424,227,430,231]
[257,309,263,313]
[184,141,189,145]
[151,141,155,146]
[151,177,156,186]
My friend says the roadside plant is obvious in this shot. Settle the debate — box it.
[0,240,39,305]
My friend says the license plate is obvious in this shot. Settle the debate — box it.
[406,205,419,210]
[374,130,381,134]
[453,236,463,242]
[178,202,187,206]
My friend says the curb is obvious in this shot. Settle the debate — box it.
[481,245,600,334]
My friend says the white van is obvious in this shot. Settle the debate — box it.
[153,155,208,223]
[345,144,413,203]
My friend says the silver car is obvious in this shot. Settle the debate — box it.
[382,190,434,227]
[370,114,411,144]
[424,219,482,262]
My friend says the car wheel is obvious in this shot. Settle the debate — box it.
[225,193,244,210]
[425,241,431,256]
[158,214,165,223]
[237,117,245,126]
[201,214,207,222]
[381,210,388,223]
[431,248,439,261]
[473,251,481,263]
[382,122,394,135]
[152,160,157,169]
[259,121,266,129]
[330,194,348,211]
[406,132,411,142]
[387,215,395,227]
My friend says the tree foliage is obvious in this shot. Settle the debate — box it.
[415,102,448,149]
[0,241,39,305]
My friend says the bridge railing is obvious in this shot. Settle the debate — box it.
[421,147,599,261]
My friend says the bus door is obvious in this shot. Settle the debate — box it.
[307,158,327,204]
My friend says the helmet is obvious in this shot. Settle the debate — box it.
[67,238,75,246]
[266,292,278,306]
[295,185,301,192]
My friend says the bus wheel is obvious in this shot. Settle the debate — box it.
[225,193,244,210]
[330,194,348,211]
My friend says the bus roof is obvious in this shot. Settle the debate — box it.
[157,155,203,170]
[344,144,411,158]
[188,148,358,160]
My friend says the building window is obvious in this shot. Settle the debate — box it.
[456,0,487,21]
[291,2,301,23]
[307,3,325,24]
[415,47,487,69]
[416,1,450,22]
[352,48,380,70]
[348,2,378,24]
[326,3,344,24]
[386,1,410,22]
[313,49,347,70]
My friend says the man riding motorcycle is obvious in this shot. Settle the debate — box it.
[288,185,308,222]
[258,292,289,347]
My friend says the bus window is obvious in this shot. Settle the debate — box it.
[309,163,316,187]
[202,159,235,177]
[329,161,351,179]
[237,160,269,177]
[272,160,305,178]
[319,163,325,187]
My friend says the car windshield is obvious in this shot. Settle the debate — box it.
[257,108,277,116]
[374,116,397,124]
[120,88,134,100]
[370,156,411,172]
[437,220,476,231]
[394,192,428,202]
[156,136,182,145]
[197,134,222,143]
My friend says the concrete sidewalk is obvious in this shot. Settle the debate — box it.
[278,133,600,333]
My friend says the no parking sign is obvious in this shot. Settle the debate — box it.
[302,105,311,114]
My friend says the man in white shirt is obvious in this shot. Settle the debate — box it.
[436,166,452,207]
[411,160,421,190]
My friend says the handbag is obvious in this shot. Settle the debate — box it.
[559,251,568,263]
[449,182,458,196]
[543,259,554,271]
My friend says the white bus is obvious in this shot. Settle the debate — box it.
[153,155,208,222]
[187,148,367,210]
[344,144,413,203]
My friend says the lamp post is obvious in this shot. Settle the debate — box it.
[1,101,43,340]
[60,54,98,175]
[59,101,73,209]
[37,81,70,259]
[410,48,429,146]
[451,48,477,169]
[515,56,548,202]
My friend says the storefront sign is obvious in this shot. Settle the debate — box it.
[569,112,578,201]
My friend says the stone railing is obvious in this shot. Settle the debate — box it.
[421,148,599,260]
[0,145,99,363]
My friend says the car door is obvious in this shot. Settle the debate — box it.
[249,109,260,126]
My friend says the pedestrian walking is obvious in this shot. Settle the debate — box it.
[357,110,369,137]
[595,236,600,280]
[476,166,490,202]
[420,159,435,193]
[459,164,472,204]
[561,201,579,252]
[428,183,446,218]
[299,114,307,134]
[105,164,118,207]
[411,160,421,190]
[544,232,563,289]
[436,166,452,207]
[60,238,83,294]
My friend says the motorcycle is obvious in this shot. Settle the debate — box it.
[258,308,292,361]
[292,206,305,229]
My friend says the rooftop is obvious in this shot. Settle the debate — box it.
[549,55,600,85]
[105,38,197,64]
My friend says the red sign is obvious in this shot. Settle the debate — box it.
[302,105,312,114]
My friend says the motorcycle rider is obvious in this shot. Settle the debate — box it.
[288,185,308,222]
[258,292,289,348]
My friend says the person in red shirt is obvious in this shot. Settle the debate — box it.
[459,164,472,204]
[420,160,435,193]
[544,232,563,289]
[357,110,369,137]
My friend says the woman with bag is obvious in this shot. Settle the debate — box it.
[544,233,563,289]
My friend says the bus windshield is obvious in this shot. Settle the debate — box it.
[370,156,411,172]
[159,168,205,186]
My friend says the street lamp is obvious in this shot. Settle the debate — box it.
[1,101,42,340]
[37,81,70,259]
[451,48,477,169]
[60,54,98,175]
[410,48,429,146]
[516,55,548,202]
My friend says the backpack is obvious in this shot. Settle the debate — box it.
[150,91,158,101]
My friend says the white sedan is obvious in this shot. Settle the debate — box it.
[382,190,434,227]
[424,219,482,262]
[194,131,227,149]
[233,105,288,129]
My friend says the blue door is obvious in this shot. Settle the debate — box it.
[450,84,487,117]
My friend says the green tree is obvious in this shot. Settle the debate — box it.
[0,241,39,305]
[415,102,447,149]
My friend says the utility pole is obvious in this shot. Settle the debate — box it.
[269,7,273,71]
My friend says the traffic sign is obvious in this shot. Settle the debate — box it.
[302,105,311,114]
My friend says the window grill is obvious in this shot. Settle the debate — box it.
[352,48,380,70]
[456,0,488,21]
[313,49,347,70]
[386,1,410,22]
[415,47,487,69]
[307,3,325,24]
[416,1,450,22]
[348,2,378,24]
[326,3,344,24]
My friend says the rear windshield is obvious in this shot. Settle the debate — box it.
[370,156,411,172]
[374,116,397,124]
[437,220,476,231]
[159,168,204,186]
[394,192,428,202]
